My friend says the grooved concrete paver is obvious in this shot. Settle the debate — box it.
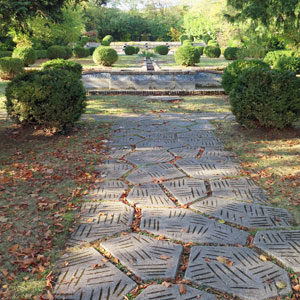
[108,147,132,159]
[140,208,249,245]
[96,160,133,179]
[109,135,144,146]
[135,284,217,300]
[189,123,216,130]
[127,183,176,208]
[190,199,294,228]
[169,146,202,158]
[254,230,300,272]
[126,163,185,184]
[126,149,174,165]
[162,178,208,205]
[101,233,183,281]
[184,246,292,300]
[54,247,136,300]
[71,202,134,243]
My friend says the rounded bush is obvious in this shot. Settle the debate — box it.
[174,46,200,66]
[224,47,240,60]
[207,40,219,47]
[0,57,24,80]
[274,56,300,74]
[47,45,71,59]
[89,47,96,56]
[0,51,12,58]
[222,59,270,94]
[134,46,140,54]
[35,50,48,59]
[154,45,169,55]
[93,46,118,66]
[12,47,37,66]
[180,35,190,44]
[41,59,82,79]
[264,50,296,66]
[195,46,204,57]
[64,46,73,59]
[73,46,89,58]
[229,67,300,129]
[102,35,113,46]
[124,45,135,55]
[204,46,221,58]
[182,40,193,46]
[5,69,86,130]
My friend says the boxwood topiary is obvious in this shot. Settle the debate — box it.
[0,57,24,80]
[222,59,270,94]
[5,69,86,130]
[41,59,82,79]
[0,51,12,58]
[229,67,300,129]
[93,46,118,66]
[154,45,169,55]
[207,40,219,47]
[134,46,140,54]
[204,46,221,58]
[174,45,200,66]
[224,47,240,60]
[124,45,135,55]
[73,46,89,58]
[182,40,193,46]
[12,47,37,66]
[195,46,204,57]
[101,35,113,46]
[35,50,48,59]
[89,47,96,56]
[274,56,300,74]
[47,45,71,59]
[180,34,190,44]
[263,50,297,66]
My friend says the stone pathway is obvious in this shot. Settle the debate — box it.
[54,112,299,300]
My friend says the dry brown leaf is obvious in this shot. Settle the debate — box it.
[160,255,171,260]
[179,284,186,295]
[216,256,228,264]
[162,281,172,288]
[259,254,268,262]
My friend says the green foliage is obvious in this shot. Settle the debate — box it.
[224,47,240,60]
[204,46,221,58]
[73,46,89,58]
[174,45,200,66]
[124,45,136,55]
[93,46,118,66]
[5,69,87,130]
[102,35,113,46]
[0,57,24,80]
[35,50,48,59]
[64,46,73,59]
[154,45,169,55]
[0,51,12,58]
[229,67,300,129]
[180,35,190,44]
[47,45,72,59]
[182,40,193,46]
[274,56,300,74]
[12,47,37,66]
[195,46,204,57]
[139,50,155,59]
[41,59,82,79]
[264,50,297,66]
[134,46,140,54]
[222,59,271,94]
[207,40,219,47]
[89,47,96,55]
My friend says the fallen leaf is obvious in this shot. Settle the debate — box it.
[204,257,211,262]
[218,219,225,224]
[0,216,8,222]
[160,255,171,260]
[162,281,172,288]
[276,281,287,289]
[216,256,228,264]
[259,254,268,262]
[293,284,300,292]
[179,284,186,295]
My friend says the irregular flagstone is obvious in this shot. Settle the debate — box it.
[162,178,208,205]
[96,160,133,179]
[178,137,222,147]
[140,208,248,245]
[138,132,178,139]
[112,129,145,137]
[84,180,127,201]
[101,233,183,281]
[177,131,217,139]
[189,123,216,131]
[108,147,132,159]
[71,202,134,243]
[127,183,176,208]
[135,284,217,300]
[139,124,189,133]
[190,199,293,228]
[175,158,240,179]
[135,139,185,150]
[126,149,174,165]
[126,163,185,184]
[254,230,300,272]
[184,246,292,300]
[169,146,202,158]
[109,135,144,146]
[200,147,235,162]
[54,247,136,300]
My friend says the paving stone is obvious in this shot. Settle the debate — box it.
[140,124,189,134]
[96,160,133,179]
[163,178,208,205]
[135,139,184,150]
[135,284,217,300]
[200,148,235,162]
[54,247,136,300]
[254,230,300,272]
[190,199,293,228]
[189,123,215,130]
[109,136,144,146]
[127,183,176,208]
[84,180,127,201]
[126,149,174,165]
[184,246,292,300]
[167,120,195,127]
[138,132,178,139]
[108,147,132,159]
[101,233,182,281]
[140,208,248,245]
[178,137,222,147]
[169,146,201,158]
[177,131,217,139]
[175,158,240,179]
[71,202,134,243]
[112,129,144,137]
[145,96,183,102]
[126,163,185,184]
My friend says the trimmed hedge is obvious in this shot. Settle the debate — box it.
[101,35,113,46]
[274,56,300,74]
[12,47,37,66]
[0,51,12,58]
[47,45,72,59]
[229,67,300,129]
[222,59,270,94]
[93,46,118,66]
[35,50,48,59]
[134,46,140,54]
[73,46,89,58]
[124,45,135,55]
[195,46,204,57]
[180,34,190,44]
[41,59,82,79]
[89,47,96,56]
[207,40,219,47]
[224,47,240,60]
[204,46,221,58]
[0,57,24,80]
[182,40,193,46]
[5,70,86,130]
[154,45,169,55]
[264,50,297,66]
[174,45,200,66]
